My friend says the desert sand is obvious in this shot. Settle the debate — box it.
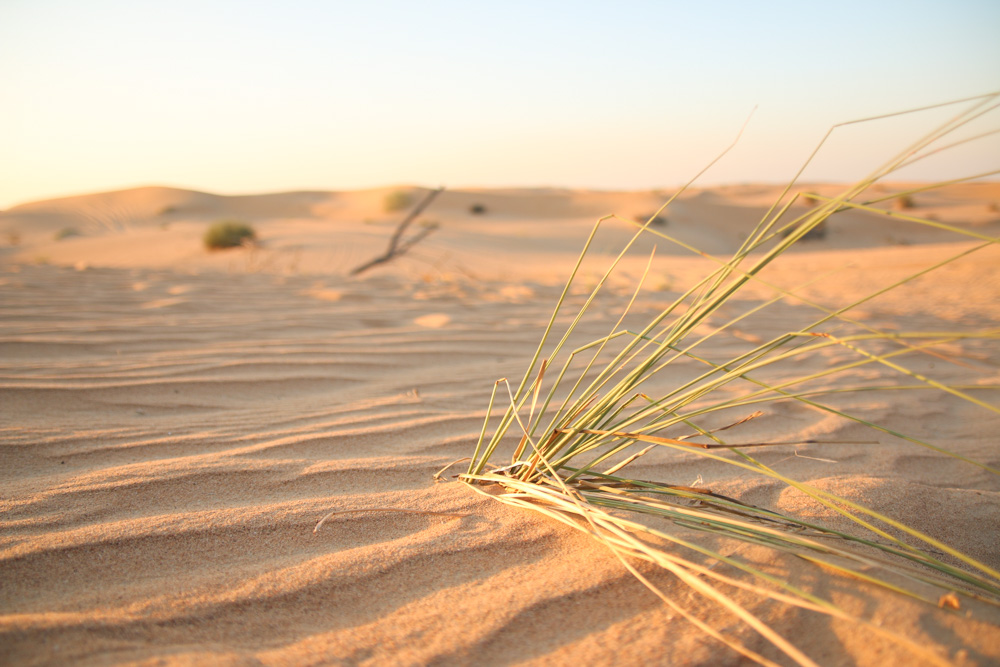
[1,182,999,665]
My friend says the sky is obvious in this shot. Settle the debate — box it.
[1,0,998,209]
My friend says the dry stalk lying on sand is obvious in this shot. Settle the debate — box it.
[313,507,468,533]
[456,93,1000,666]
[350,186,444,276]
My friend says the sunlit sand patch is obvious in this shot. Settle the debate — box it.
[498,284,534,302]
[304,288,343,302]
[414,313,451,328]
[139,297,186,309]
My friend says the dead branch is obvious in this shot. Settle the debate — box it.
[350,186,444,276]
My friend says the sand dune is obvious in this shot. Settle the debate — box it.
[1,183,999,665]
[3,182,999,278]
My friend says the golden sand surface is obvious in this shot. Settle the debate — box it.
[1,184,999,665]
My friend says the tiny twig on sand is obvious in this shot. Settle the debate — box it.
[350,186,444,275]
[313,506,468,533]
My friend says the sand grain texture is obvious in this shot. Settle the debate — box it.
[2,184,1000,665]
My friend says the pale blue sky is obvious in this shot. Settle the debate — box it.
[1,0,998,208]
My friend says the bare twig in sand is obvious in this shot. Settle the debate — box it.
[434,457,471,481]
[313,507,468,533]
[350,186,445,275]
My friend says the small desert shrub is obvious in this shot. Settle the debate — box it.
[633,212,667,227]
[894,194,916,210]
[383,190,414,213]
[469,203,487,215]
[54,227,80,240]
[203,221,256,250]
[782,218,827,240]
[159,205,178,216]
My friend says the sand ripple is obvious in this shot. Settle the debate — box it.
[1,260,999,665]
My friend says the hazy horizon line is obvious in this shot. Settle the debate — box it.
[7,176,999,211]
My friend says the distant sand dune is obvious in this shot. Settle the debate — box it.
[3,182,998,279]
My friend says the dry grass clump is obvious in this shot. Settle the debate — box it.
[54,227,81,241]
[203,220,256,250]
[781,217,826,240]
[633,212,667,227]
[456,93,1000,665]
[383,190,414,213]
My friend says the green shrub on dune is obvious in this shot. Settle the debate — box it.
[383,190,414,213]
[54,227,81,240]
[203,221,256,250]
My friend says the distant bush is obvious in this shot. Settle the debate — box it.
[54,227,81,240]
[634,213,667,227]
[204,221,256,250]
[782,219,827,241]
[894,194,916,210]
[383,190,414,213]
[469,203,487,215]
